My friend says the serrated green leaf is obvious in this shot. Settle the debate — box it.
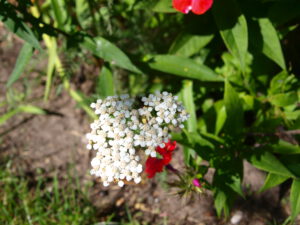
[169,34,214,57]
[224,80,243,135]
[148,55,223,82]
[96,66,115,98]
[81,36,141,74]
[6,42,33,87]
[227,175,244,198]
[257,18,286,70]
[213,0,248,70]
[250,151,295,178]
[290,179,300,221]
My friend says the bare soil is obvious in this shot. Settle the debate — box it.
[0,26,294,225]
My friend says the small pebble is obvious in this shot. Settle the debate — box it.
[230,211,243,224]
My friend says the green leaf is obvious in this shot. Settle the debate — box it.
[183,131,215,150]
[250,151,295,178]
[215,104,227,135]
[268,71,289,95]
[269,92,298,107]
[269,0,300,26]
[81,36,141,74]
[18,105,46,114]
[260,173,289,192]
[180,80,197,132]
[0,108,20,125]
[272,141,300,155]
[214,190,230,217]
[169,34,214,57]
[6,42,33,87]
[96,66,115,98]
[183,146,193,166]
[44,38,57,100]
[152,0,176,13]
[280,156,300,178]
[224,80,243,135]
[213,0,248,70]
[228,175,244,198]
[69,89,97,119]
[148,55,223,82]
[290,179,300,221]
[75,0,89,28]
[0,11,41,50]
[0,105,46,125]
[50,0,67,29]
[257,18,286,70]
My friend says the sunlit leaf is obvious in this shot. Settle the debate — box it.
[148,55,223,82]
[213,0,248,70]
[257,18,286,70]
[290,179,300,221]
[81,36,141,74]
[181,80,197,132]
[169,34,214,57]
[0,105,46,125]
[259,173,289,192]
[96,66,115,98]
[250,151,295,178]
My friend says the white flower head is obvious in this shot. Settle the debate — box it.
[86,92,189,187]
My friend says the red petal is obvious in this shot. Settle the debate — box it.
[191,0,213,15]
[145,157,164,178]
[166,140,176,152]
[162,152,172,165]
[173,0,192,14]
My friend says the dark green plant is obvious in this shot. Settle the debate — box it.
[1,0,300,222]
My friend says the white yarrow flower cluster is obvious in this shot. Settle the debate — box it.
[86,92,189,187]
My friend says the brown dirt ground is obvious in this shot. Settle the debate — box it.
[0,26,295,225]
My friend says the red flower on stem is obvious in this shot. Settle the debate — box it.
[145,140,177,178]
[172,0,213,15]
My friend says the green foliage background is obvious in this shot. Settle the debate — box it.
[1,0,300,222]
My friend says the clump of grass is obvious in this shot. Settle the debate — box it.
[0,158,150,225]
[0,159,97,225]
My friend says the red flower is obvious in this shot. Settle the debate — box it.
[145,157,165,178]
[172,0,213,15]
[145,140,176,178]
